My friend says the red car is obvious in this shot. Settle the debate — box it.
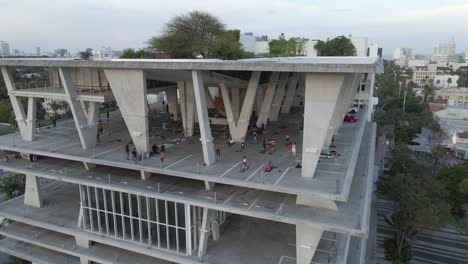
[343,114,358,122]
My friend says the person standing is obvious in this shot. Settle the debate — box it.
[262,138,267,151]
[216,144,221,158]
[131,148,137,163]
[253,131,258,144]
[291,142,297,158]
[160,151,165,164]
[125,144,130,160]
[242,156,248,171]
[240,141,245,152]
[106,111,110,121]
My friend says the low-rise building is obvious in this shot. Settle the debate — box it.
[435,88,468,105]
[412,64,437,87]
[434,75,459,88]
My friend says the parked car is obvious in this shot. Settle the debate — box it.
[343,114,358,122]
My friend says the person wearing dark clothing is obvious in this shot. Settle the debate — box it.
[262,139,267,151]
[131,148,137,163]
[152,144,158,155]
[106,111,110,120]
[125,144,130,160]
[52,119,57,128]
[160,144,165,152]
[240,141,245,151]
[216,144,221,158]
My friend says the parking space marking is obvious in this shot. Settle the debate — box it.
[245,164,265,181]
[219,161,241,177]
[164,154,193,169]
[274,167,292,185]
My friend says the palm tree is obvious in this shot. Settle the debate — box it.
[436,79,441,87]
[423,84,435,103]
[447,77,452,87]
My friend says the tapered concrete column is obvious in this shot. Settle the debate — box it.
[166,87,179,121]
[292,75,305,107]
[75,235,91,248]
[198,208,211,259]
[302,73,345,178]
[140,170,151,180]
[296,224,323,264]
[104,69,149,155]
[230,87,240,122]
[323,74,357,149]
[220,72,261,142]
[256,72,279,127]
[59,68,99,149]
[178,81,195,137]
[255,84,264,116]
[192,71,216,165]
[269,72,289,121]
[205,87,215,109]
[281,73,300,114]
[24,174,42,208]
[1,67,37,141]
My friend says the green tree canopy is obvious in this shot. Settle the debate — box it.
[120,49,155,59]
[79,49,93,60]
[268,37,308,57]
[314,36,356,56]
[148,11,250,59]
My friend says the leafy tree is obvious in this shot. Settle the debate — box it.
[422,84,435,103]
[120,48,155,59]
[447,77,452,86]
[268,37,308,57]
[0,174,26,200]
[438,164,468,215]
[314,36,356,56]
[148,11,246,59]
[0,99,13,123]
[207,30,255,59]
[79,49,93,60]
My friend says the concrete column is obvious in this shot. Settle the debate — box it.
[367,74,376,122]
[269,72,289,121]
[80,257,90,264]
[82,162,96,171]
[281,73,300,114]
[75,235,91,248]
[219,72,261,142]
[104,69,149,155]
[140,170,151,180]
[302,73,345,178]
[178,81,195,137]
[292,74,305,107]
[255,84,264,116]
[323,74,357,149]
[230,87,240,122]
[256,72,280,127]
[198,208,211,260]
[296,224,323,264]
[166,87,179,121]
[59,68,98,149]
[24,174,42,208]
[205,86,215,109]
[192,71,216,165]
[1,67,37,141]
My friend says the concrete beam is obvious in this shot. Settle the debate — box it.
[269,72,289,121]
[296,224,323,264]
[178,81,195,137]
[256,72,280,127]
[302,73,345,178]
[296,194,337,211]
[281,73,300,114]
[104,69,149,155]
[59,68,99,149]
[75,235,91,248]
[1,67,37,141]
[165,87,179,121]
[24,174,42,208]
[220,72,261,142]
[192,70,216,165]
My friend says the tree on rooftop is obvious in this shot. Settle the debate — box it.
[148,11,249,59]
[120,48,155,59]
[314,36,356,56]
[79,49,93,60]
[268,37,308,57]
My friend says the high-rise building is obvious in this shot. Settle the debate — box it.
[432,38,457,63]
[35,46,41,56]
[239,32,256,53]
[392,47,413,66]
[0,54,382,264]
[0,41,10,56]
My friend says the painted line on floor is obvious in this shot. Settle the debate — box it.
[93,145,125,158]
[274,167,293,185]
[245,164,265,181]
[219,161,242,177]
[164,154,193,169]
[315,169,345,175]
[49,142,81,152]
[278,255,296,264]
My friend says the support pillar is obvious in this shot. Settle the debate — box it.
[292,75,305,107]
[24,174,42,208]
[255,84,264,116]
[281,73,300,114]
[80,257,90,264]
[140,170,151,180]
[178,81,195,137]
[323,74,357,150]
[192,71,216,165]
[59,68,99,149]
[256,72,279,127]
[269,72,289,121]
[198,208,210,260]
[166,87,179,121]
[82,162,96,171]
[230,87,240,122]
[75,235,91,248]
[104,69,149,155]
[296,224,323,264]
[302,73,345,178]
[219,72,261,142]
[1,67,37,141]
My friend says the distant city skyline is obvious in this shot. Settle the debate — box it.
[1,0,468,55]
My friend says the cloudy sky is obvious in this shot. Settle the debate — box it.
[1,0,468,55]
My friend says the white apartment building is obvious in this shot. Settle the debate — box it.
[392,47,413,66]
[432,39,457,63]
[0,41,10,56]
[435,87,468,105]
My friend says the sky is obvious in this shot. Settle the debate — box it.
[1,0,468,55]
